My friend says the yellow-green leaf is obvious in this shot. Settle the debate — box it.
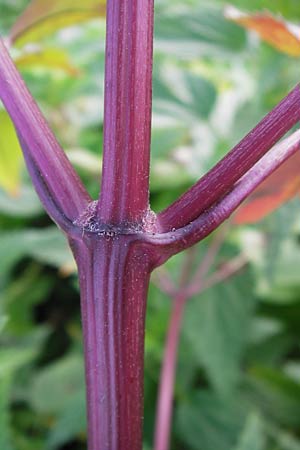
[15,48,80,76]
[0,111,23,195]
[10,0,106,46]
[225,5,300,57]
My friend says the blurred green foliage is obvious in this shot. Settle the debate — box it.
[0,0,300,449]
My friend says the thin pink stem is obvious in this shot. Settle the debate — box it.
[158,85,300,231]
[154,292,186,450]
[98,0,154,224]
[186,254,247,297]
[153,267,176,296]
[154,250,247,450]
[179,247,198,287]
[189,223,229,290]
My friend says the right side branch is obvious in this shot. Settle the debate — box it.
[158,85,300,232]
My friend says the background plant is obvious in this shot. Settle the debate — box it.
[0,0,300,449]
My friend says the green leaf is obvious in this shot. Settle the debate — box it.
[176,390,246,450]
[0,346,37,450]
[0,375,13,450]
[0,110,23,195]
[46,390,86,449]
[10,0,106,45]
[0,347,36,378]
[0,227,73,278]
[31,354,84,414]
[4,265,53,335]
[155,5,247,58]
[0,184,42,217]
[219,0,300,21]
[234,413,265,450]
[246,366,300,427]
[151,126,188,158]
[153,67,217,121]
[183,270,256,394]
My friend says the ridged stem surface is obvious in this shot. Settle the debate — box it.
[72,235,152,450]
[98,0,154,223]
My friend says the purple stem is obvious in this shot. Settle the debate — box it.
[98,0,154,224]
[0,39,90,225]
[158,85,300,231]
[71,234,152,450]
[150,129,300,262]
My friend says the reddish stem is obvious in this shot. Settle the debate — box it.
[98,0,154,224]
[149,130,300,260]
[0,39,90,225]
[154,293,186,450]
[158,85,300,231]
[71,235,152,450]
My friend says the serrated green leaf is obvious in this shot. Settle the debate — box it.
[155,6,247,58]
[176,390,246,450]
[0,227,73,278]
[247,366,300,427]
[46,390,86,449]
[234,413,265,450]
[31,354,84,414]
[183,270,256,394]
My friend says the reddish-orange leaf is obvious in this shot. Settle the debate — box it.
[10,0,106,46]
[225,5,300,57]
[234,151,300,224]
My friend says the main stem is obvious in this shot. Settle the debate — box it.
[98,0,154,223]
[72,236,152,450]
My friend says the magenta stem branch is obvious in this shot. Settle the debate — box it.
[158,85,300,231]
[150,129,300,261]
[98,0,154,224]
[0,39,90,225]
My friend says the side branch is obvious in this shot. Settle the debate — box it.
[98,0,154,224]
[149,130,300,263]
[158,85,300,231]
[0,39,90,228]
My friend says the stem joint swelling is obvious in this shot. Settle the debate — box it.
[73,200,158,238]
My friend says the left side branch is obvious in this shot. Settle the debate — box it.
[0,39,90,230]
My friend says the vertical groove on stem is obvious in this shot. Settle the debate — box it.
[98,0,154,224]
[72,236,152,450]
